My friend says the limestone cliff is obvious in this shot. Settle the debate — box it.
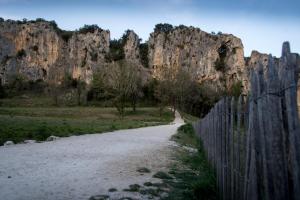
[0,19,299,100]
[0,20,110,85]
[68,29,110,84]
[148,25,245,89]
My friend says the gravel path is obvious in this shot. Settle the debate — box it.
[0,111,184,200]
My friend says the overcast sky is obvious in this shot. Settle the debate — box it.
[0,0,299,56]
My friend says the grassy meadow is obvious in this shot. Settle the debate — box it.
[0,105,174,146]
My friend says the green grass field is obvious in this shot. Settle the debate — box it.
[0,107,174,145]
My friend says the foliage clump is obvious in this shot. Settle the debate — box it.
[91,60,142,116]
[105,39,125,62]
[154,23,173,33]
[78,24,102,34]
[16,49,26,58]
[139,43,149,68]
[228,81,243,98]
[214,42,229,71]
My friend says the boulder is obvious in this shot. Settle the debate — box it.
[3,141,14,146]
[23,140,36,144]
[46,136,60,141]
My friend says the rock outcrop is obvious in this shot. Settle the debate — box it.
[148,25,245,89]
[0,20,110,85]
[68,29,110,84]
[0,19,299,101]
[0,19,149,85]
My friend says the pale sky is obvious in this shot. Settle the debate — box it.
[0,0,299,57]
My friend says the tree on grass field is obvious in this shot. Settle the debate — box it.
[153,65,224,118]
[94,60,142,117]
[49,75,87,106]
[154,66,177,116]
[76,78,86,106]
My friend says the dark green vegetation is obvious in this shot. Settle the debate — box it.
[179,111,200,124]
[166,124,217,200]
[154,23,174,33]
[78,24,102,34]
[214,42,228,71]
[0,107,174,145]
[139,43,149,68]
[155,67,223,117]
[229,81,243,98]
[16,49,26,58]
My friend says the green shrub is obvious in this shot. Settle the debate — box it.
[60,31,74,42]
[214,43,228,71]
[78,24,101,34]
[35,18,46,22]
[105,39,125,62]
[229,81,243,98]
[139,43,149,68]
[0,84,6,98]
[34,125,51,141]
[154,23,173,33]
[31,45,38,52]
[16,49,26,58]
[90,52,98,62]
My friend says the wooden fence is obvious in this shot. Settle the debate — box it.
[193,42,300,200]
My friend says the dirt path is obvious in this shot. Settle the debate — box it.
[0,111,184,200]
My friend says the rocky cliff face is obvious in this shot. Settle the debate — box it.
[0,19,148,85]
[0,20,64,84]
[0,19,299,100]
[68,29,110,84]
[148,25,245,89]
[0,20,110,85]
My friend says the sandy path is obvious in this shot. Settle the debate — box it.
[0,111,184,200]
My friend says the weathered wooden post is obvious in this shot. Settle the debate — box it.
[230,97,235,200]
[280,42,300,199]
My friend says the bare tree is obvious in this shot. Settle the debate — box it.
[154,66,177,115]
[76,76,86,106]
[99,60,142,117]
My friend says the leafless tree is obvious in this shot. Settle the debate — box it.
[98,60,142,117]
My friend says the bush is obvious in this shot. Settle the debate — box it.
[214,58,225,71]
[35,18,46,22]
[229,81,243,98]
[78,24,101,34]
[60,31,73,42]
[154,23,173,33]
[214,43,228,71]
[105,39,125,62]
[31,45,38,52]
[34,125,51,141]
[7,74,28,95]
[16,49,26,58]
[139,43,149,68]
[90,52,98,62]
[0,84,6,98]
